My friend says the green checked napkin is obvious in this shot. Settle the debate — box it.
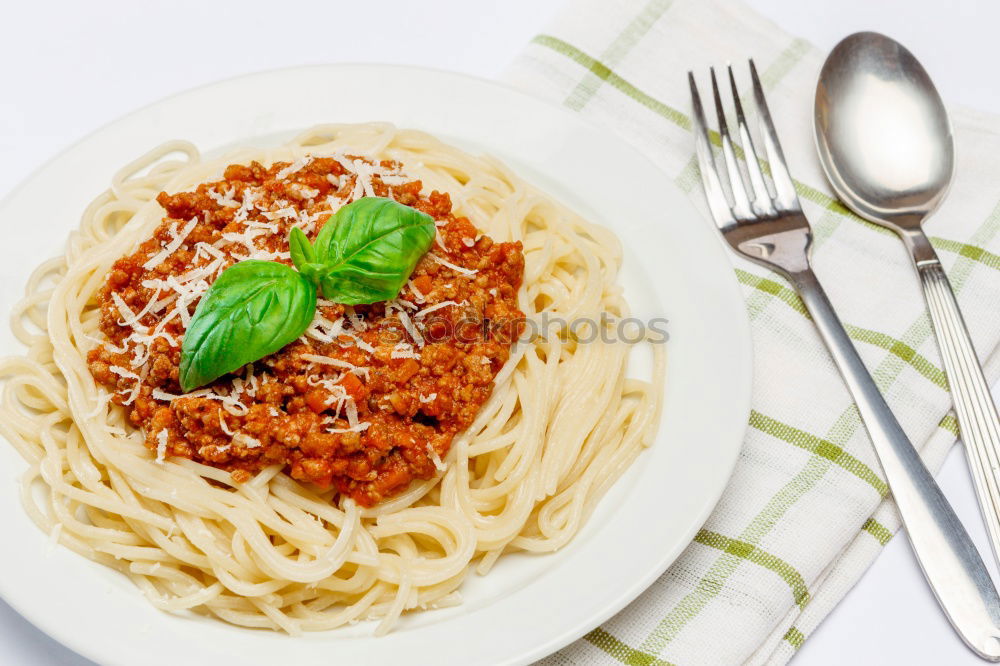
[505,0,1000,663]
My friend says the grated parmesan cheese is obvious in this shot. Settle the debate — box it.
[407,280,426,303]
[144,218,198,271]
[111,292,149,333]
[303,313,344,344]
[222,226,266,251]
[391,342,420,360]
[349,174,364,201]
[262,206,298,222]
[292,184,320,199]
[234,188,259,223]
[86,334,127,354]
[400,313,424,347]
[130,343,148,368]
[395,298,418,310]
[321,195,347,218]
[294,208,320,235]
[246,220,280,234]
[109,366,140,380]
[300,353,370,378]
[276,156,312,180]
[245,366,259,397]
[429,253,477,276]
[344,307,368,331]
[153,386,249,416]
[218,409,234,436]
[434,231,448,252]
[413,300,461,319]
[353,159,376,197]
[233,433,261,449]
[427,444,446,472]
[378,174,410,186]
[345,397,360,428]
[339,331,375,354]
[318,390,370,434]
[207,186,239,208]
[109,366,142,405]
[155,429,168,463]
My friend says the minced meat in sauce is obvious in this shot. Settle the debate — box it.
[86,155,524,507]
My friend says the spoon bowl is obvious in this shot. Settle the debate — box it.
[815,31,954,230]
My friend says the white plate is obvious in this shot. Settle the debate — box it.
[0,64,751,666]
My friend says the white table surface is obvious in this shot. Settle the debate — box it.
[1,1,999,664]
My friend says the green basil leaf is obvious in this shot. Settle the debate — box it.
[179,260,316,392]
[289,227,317,270]
[312,197,436,305]
[289,227,324,287]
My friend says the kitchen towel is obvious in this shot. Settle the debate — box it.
[505,0,1000,663]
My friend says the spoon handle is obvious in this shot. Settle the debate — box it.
[907,230,1000,569]
[789,266,1000,661]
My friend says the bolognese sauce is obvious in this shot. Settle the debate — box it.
[87,155,524,507]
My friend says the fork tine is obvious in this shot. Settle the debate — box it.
[727,64,776,216]
[688,72,737,229]
[710,68,754,219]
[748,59,801,210]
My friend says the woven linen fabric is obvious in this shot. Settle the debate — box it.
[504,0,1000,663]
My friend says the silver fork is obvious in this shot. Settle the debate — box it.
[690,61,1000,660]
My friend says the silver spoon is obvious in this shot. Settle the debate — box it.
[816,31,1000,653]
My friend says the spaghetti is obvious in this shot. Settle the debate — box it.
[0,123,664,634]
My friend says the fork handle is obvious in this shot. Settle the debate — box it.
[790,267,1000,661]
[914,243,1000,577]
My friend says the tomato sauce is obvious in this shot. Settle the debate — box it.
[87,155,524,506]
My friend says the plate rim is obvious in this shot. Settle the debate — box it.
[0,62,752,666]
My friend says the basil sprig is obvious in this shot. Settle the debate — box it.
[178,261,316,392]
[178,197,436,392]
[305,196,437,304]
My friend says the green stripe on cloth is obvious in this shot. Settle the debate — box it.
[565,0,673,111]
[843,326,947,390]
[861,518,894,546]
[735,269,808,315]
[532,34,690,129]
[783,626,806,650]
[940,412,960,437]
[735,269,948,389]
[750,410,888,496]
[932,237,1000,271]
[585,628,674,666]
[694,530,811,607]
[756,39,810,88]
